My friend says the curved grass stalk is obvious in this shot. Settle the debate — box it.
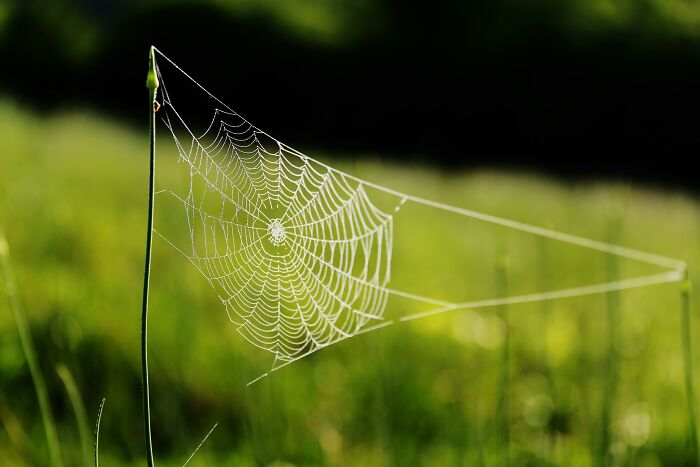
[0,232,64,467]
[56,364,91,467]
[94,398,105,467]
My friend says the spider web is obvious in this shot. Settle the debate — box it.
[156,102,394,367]
[151,47,685,383]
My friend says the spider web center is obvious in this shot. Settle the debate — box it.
[267,219,287,246]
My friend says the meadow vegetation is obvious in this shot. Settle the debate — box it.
[1,99,699,465]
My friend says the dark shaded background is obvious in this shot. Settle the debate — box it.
[1,0,699,188]
[2,3,700,465]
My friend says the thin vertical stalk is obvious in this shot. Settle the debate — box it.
[681,268,699,466]
[94,398,105,467]
[496,252,510,467]
[0,233,63,467]
[537,235,551,376]
[142,45,159,467]
[536,235,553,462]
[599,213,621,467]
[56,364,91,467]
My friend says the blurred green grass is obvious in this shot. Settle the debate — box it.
[1,98,700,466]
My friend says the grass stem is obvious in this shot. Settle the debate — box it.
[94,398,105,467]
[0,232,64,467]
[141,45,159,467]
[496,251,510,467]
[56,364,91,467]
[599,219,620,467]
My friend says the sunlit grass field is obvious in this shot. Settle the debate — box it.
[1,99,700,466]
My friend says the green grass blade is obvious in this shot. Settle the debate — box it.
[0,232,64,467]
[56,364,91,467]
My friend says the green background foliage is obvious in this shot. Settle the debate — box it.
[1,99,699,465]
[1,1,700,465]
[5,0,700,51]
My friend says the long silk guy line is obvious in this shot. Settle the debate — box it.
[151,47,686,387]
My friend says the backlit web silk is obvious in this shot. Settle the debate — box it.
[151,47,685,383]
[156,106,394,366]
